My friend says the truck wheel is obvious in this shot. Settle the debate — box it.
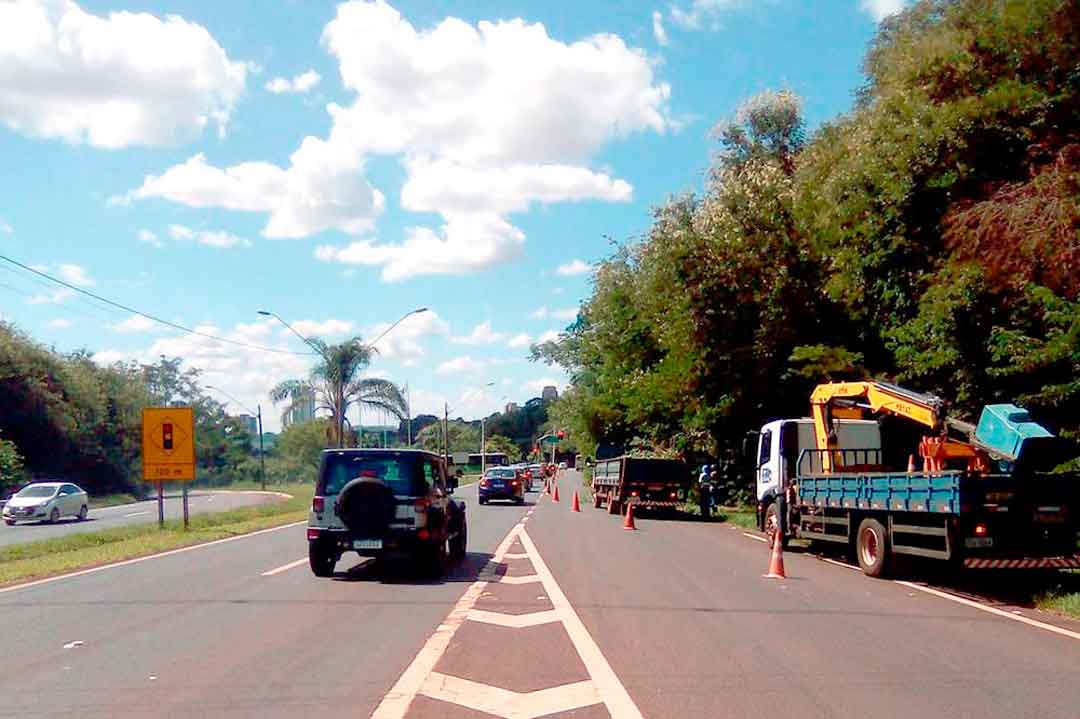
[764,502,788,549]
[856,518,890,578]
[309,544,336,578]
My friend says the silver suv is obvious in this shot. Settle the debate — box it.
[306,449,467,577]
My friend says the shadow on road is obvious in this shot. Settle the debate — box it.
[333,550,496,586]
[6,518,98,529]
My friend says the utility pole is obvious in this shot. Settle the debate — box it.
[443,403,450,468]
[405,383,412,445]
[256,404,265,491]
[481,417,487,476]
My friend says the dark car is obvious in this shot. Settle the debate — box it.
[478,467,524,505]
[306,449,467,577]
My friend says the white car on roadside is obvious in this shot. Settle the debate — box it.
[2,482,89,525]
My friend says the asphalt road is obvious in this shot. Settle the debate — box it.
[0,491,283,548]
[2,471,1080,718]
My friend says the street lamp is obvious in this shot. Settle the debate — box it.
[257,307,429,448]
[480,382,495,476]
[205,385,265,492]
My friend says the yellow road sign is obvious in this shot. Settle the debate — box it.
[142,407,196,482]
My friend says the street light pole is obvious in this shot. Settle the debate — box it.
[205,385,265,491]
[480,382,494,475]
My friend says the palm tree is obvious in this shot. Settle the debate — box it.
[270,338,407,448]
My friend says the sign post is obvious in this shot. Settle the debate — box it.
[142,407,196,530]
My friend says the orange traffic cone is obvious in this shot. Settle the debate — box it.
[552,483,560,502]
[907,454,916,473]
[623,502,637,530]
[763,530,786,579]
[571,490,581,512]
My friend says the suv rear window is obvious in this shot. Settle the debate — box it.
[486,468,516,479]
[318,453,438,497]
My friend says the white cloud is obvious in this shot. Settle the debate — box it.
[265,69,321,94]
[436,355,486,375]
[287,319,355,337]
[168,223,252,248]
[120,149,384,240]
[859,0,907,21]
[506,332,531,349]
[555,258,590,276]
[652,10,669,46]
[0,0,247,148]
[525,377,565,394]
[552,287,564,295]
[91,320,314,432]
[126,2,670,278]
[0,220,12,233]
[315,212,525,282]
[111,314,157,333]
[27,287,75,305]
[47,318,71,329]
[668,0,745,30]
[531,306,549,319]
[451,320,505,346]
[137,229,163,248]
[536,329,560,344]
[367,310,450,361]
[551,307,579,322]
[57,264,94,287]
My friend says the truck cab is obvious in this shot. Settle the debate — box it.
[755,418,881,533]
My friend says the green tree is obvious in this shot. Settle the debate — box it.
[484,434,521,462]
[273,418,331,483]
[0,431,24,494]
[270,339,407,448]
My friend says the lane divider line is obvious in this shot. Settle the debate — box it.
[370,520,523,719]
[742,532,767,543]
[0,521,306,595]
[124,511,150,518]
[261,558,308,576]
[519,528,644,719]
[503,552,530,559]
[737,529,1080,641]
[896,580,1080,642]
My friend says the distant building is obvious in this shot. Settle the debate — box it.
[504,402,519,414]
[542,386,558,404]
[237,413,258,435]
[282,388,316,429]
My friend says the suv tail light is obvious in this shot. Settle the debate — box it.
[312,496,325,513]
[307,528,321,540]
[480,479,489,488]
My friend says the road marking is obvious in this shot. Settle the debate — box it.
[499,573,541,585]
[124,511,150,518]
[519,528,644,719]
[896,580,1080,642]
[503,552,530,559]
[261,558,308,576]
[742,532,767,543]
[370,520,523,719]
[0,521,306,595]
[737,530,1080,641]
[420,673,600,719]
[467,608,559,628]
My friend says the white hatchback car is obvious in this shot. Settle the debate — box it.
[2,482,89,525]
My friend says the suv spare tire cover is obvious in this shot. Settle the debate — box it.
[336,478,397,537]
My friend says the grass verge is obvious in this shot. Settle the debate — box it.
[88,493,142,509]
[0,483,311,587]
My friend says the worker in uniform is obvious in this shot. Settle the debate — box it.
[698,464,713,519]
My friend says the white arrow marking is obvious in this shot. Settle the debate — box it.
[499,574,541,585]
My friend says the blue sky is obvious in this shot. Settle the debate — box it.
[0,0,904,430]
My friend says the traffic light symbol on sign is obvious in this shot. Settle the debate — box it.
[162,423,174,451]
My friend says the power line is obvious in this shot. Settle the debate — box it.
[0,253,316,357]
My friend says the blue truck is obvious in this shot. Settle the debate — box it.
[756,381,1080,577]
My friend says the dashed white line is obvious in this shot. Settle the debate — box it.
[124,511,150,518]
[261,558,308,576]
[742,532,767,543]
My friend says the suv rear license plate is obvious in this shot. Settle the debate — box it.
[353,539,383,550]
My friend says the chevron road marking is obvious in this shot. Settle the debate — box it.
[466,608,560,628]
[420,673,600,719]
[499,573,542,585]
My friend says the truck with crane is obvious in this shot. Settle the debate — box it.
[755,381,1080,577]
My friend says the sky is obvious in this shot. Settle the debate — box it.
[0,0,907,431]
